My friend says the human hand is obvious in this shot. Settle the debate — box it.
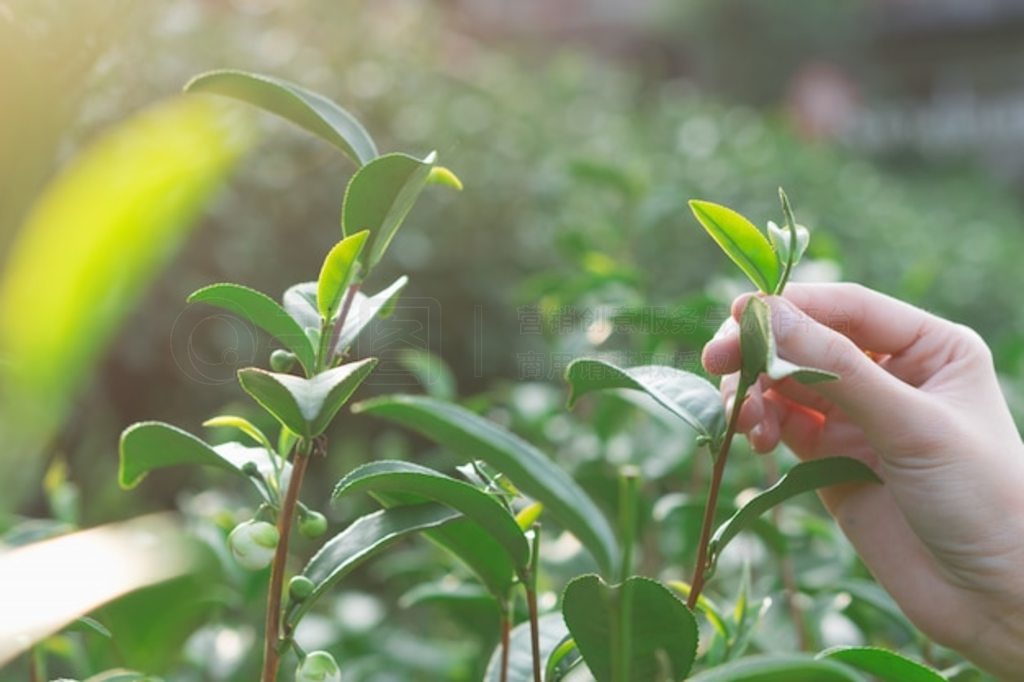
[701,283,1024,680]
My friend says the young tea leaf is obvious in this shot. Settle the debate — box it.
[333,460,530,574]
[352,395,620,576]
[237,358,378,439]
[316,230,368,319]
[562,574,698,682]
[709,457,880,566]
[188,283,316,374]
[342,152,444,269]
[184,69,377,165]
[484,613,569,682]
[817,646,946,682]
[689,200,781,294]
[565,359,726,448]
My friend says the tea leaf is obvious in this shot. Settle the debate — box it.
[202,415,273,451]
[317,230,368,319]
[237,358,377,439]
[427,166,464,190]
[817,646,946,681]
[689,200,780,294]
[342,152,444,269]
[740,297,838,386]
[352,395,620,576]
[185,69,377,165]
[687,654,866,681]
[118,421,286,502]
[484,613,569,682]
[283,504,462,628]
[565,359,725,448]
[188,283,316,374]
[562,574,698,682]
[709,457,880,565]
[333,460,530,572]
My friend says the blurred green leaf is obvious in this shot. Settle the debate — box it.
[484,612,568,682]
[688,654,867,681]
[689,199,780,294]
[709,457,880,567]
[284,503,461,628]
[817,646,946,681]
[187,282,316,373]
[333,460,530,572]
[237,357,377,439]
[184,69,377,165]
[397,348,457,400]
[317,230,368,319]
[202,414,273,452]
[352,395,619,576]
[118,422,285,502]
[342,152,441,268]
[562,574,698,682]
[565,358,725,448]
[84,670,160,682]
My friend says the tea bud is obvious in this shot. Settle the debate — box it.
[299,510,328,538]
[228,520,279,570]
[270,349,297,373]
[296,650,341,682]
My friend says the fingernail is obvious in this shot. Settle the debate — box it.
[712,317,738,341]
[750,423,764,443]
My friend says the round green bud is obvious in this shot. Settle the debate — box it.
[270,349,297,373]
[240,461,260,477]
[296,651,341,682]
[228,520,279,570]
[299,510,328,538]
[288,575,315,601]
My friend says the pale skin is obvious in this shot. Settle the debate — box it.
[701,283,1024,680]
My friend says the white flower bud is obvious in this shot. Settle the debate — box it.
[296,650,341,682]
[228,520,279,570]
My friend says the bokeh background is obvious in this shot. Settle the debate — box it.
[2,0,1022,679]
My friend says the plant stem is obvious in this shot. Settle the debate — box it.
[525,526,542,682]
[260,442,312,682]
[617,467,640,583]
[687,383,748,610]
[499,608,511,682]
[325,283,361,366]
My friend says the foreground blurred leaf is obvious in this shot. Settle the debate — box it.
[187,282,316,373]
[118,421,287,502]
[353,395,619,576]
[342,152,448,268]
[284,504,461,628]
[709,457,880,566]
[185,69,377,165]
[562,574,698,682]
[334,460,530,572]
[0,514,196,665]
[85,670,160,682]
[484,613,568,682]
[0,96,250,508]
[688,654,867,681]
[237,358,378,438]
[689,200,780,294]
[817,646,946,681]
[565,359,726,448]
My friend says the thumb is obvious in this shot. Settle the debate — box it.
[764,296,918,433]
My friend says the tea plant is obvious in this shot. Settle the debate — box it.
[115,71,955,681]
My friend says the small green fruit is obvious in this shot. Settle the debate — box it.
[296,650,341,682]
[270,349,297,373]
[299,510,328,538]
[228,520,279,570]
[289,575,315,601]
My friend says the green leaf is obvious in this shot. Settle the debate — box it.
[562,574,698,682]
[709,457,880,566]
[352,395,620,576]
[202,415,273,451]
[397,348,457,400]
[84,671,160,682]
[427,165,464,190]
[184,69,377,165]
[237,358,377,439]
[688,654,866,681]
[317,230,368,319]
[283,503,460,628]
[342,152,439,268]
[740,297,838,386]
[689,199,781,294]
[565,358,725,448]
[187,283,316,373]
[417,517,517,599]
[333,460,530,573]
[817,646,946,681]
[545,636,583,682]
[118,421,286,502]
[484,613,568,682]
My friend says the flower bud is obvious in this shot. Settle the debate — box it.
[299,510,328,538]
[270,349,297,373]
[289,575,315,601]
[296,650,341,682]
[241,461,260,477]
[228,520,279,570]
